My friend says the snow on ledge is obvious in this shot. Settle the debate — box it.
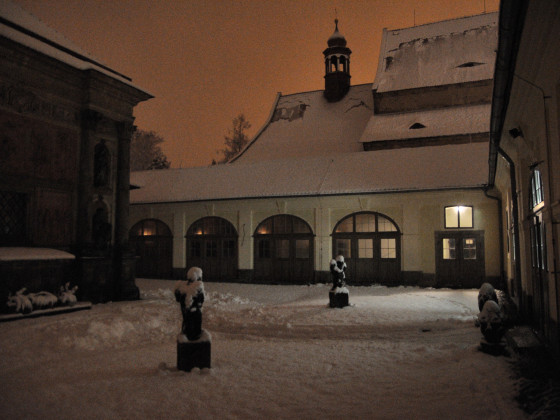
[0,247,76,261]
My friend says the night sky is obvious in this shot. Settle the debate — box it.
[12,0,499,168]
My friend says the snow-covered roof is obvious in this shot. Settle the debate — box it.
[373,12,498,93]
[231,84,373,163]
[131,142,489,204]
[0,247,75,261]
[360,103,490,142]
[0,1,151,95]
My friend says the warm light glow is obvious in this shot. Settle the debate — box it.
[142,227,155,236]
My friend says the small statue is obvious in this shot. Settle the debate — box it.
[330,255,347,290]
[174,267,205,341]
[329,255,349,308]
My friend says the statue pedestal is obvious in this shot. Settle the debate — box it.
[329,289,349,308]
[177,329,211,372]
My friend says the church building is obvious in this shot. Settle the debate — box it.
[0,1,152,306]
[130,12,501,288]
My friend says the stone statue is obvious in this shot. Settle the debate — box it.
[174,267,205,341]
[329,255,349,308]
[330,255,347,290]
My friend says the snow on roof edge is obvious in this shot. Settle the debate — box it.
[0,1,152,96]
[130,184,489,206]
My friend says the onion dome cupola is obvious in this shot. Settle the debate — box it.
[323,19,352,102]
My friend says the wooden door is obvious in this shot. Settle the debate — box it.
[435,231,485,288]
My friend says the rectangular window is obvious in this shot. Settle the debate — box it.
[1,191,29,245]
[206,240,217,257]
[335,239,351,258]
[258,239,271,258]
[358,239,373,258]
[189,241,201,258]
[222,239,235,258]
[381,238,396,259]
[463,238,476,260]
[276,239,290,259]
[443,238,456,259]
[295,240,309,259]
[445,206,473,228]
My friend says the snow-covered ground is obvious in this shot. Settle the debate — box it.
[0,280,527,419]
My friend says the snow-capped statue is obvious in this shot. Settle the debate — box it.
[330,255,347,290]
[174,267,205,341]
[329,255,349,308]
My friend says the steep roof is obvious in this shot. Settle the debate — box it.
[373,12,498,93]
[231,84,373,163]
[0,1,152,95]
[131,142,489,204]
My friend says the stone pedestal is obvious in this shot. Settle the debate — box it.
[480,338,507,356]
[177,329,211,372]
[329,289,349,308]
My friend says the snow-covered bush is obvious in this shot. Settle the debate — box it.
[478,300,505,343]
[6,288,33,314]
[478,282,498,311]
[59,283,78,306]
[30,291,58,309]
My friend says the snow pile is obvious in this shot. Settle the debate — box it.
[0,280,527,419]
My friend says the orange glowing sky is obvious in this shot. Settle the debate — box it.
[13,0,499,168]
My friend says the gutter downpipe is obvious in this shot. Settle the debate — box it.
[488,0,528,310]
[498,147,523,305]
[484,186,505,289]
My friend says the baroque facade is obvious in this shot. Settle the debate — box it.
[0,2,152,306]
[130,13,502,289]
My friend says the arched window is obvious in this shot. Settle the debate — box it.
[186,217,238,281]
[332,212,400,285]
[254,214,314,284]
[129,219,173,278]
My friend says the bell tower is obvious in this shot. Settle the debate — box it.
[323,19,352,102]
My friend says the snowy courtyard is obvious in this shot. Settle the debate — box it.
[0,280,527,419]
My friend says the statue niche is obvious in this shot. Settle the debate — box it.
[94,140,110,188]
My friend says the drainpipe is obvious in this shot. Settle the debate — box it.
[484,187,505,289]
[498,147,523,309]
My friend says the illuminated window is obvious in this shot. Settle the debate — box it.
[358,239,373,258]
[443,238,456,259]
[444,206,473,229]
[463,238,477,260]
[378,216,397,232]
[335,217,353,233]
[356,214,376,232]
[335,238,351,258]
[530,169,544,210]
[381,238,396,259]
